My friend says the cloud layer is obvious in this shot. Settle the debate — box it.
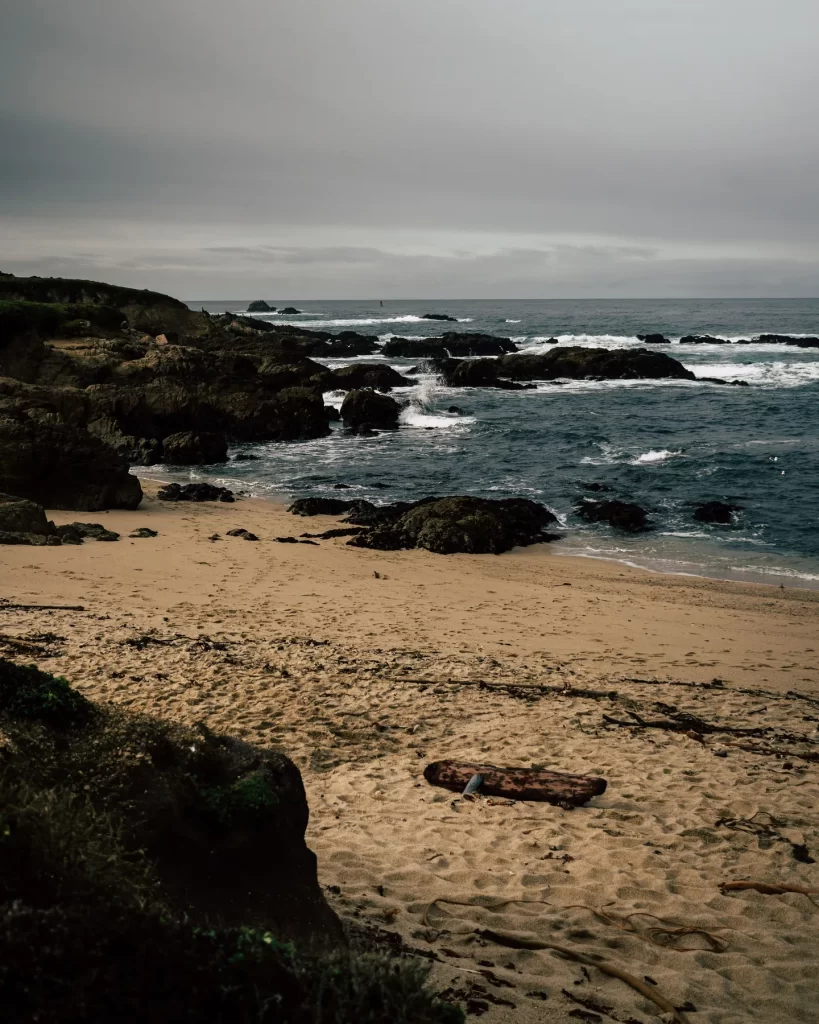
[3,0,818,296]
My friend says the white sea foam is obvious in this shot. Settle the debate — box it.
[630,448,683,465]
[505,319,522,323]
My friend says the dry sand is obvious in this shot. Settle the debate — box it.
[2,481,818,1023]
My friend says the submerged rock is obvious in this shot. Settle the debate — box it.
[347,495,559,554]
[637,334,669,345]
[157,482,234,503]
[340,388,400,430]
[421,313,457,322]
[693,501,742,524]
[575,499,650,533]
[754,334,819,347]
[162,431,228,465]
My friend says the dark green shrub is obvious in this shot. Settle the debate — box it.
[0,658,92,725]
[200,768,281,827]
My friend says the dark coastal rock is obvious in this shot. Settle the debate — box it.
[161,431,228,465]
[324,405,340,422]
[340,388,400,430]
[279,307,302,315]
[0,391,142,511]
[754,334,819,347]
[679,335,731,345]
[0,657,343,949]
[693,501,742,524]
[226,528,259,540]
[438,358,527,390]
[61,522,120,542]
[157,482,234,503]
[496,347,696,381]
[382,333,517,358]
[288,496,360,516]
[637,334,670,345]
[421,313,458,322]
[580,482,612,492]
[0,493,61,545]
[575,499,651,533]
[327,363,414,392]
[130,527,158,538]
[246,300,275,312]
[347,496,559,555]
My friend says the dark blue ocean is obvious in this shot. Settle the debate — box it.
[151,299,819,588]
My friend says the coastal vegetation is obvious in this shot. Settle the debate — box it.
[0,655,464,1023]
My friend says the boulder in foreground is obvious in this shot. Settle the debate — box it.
[0,403,142,511]
[340,388,400,430]
[0,492,61,545]
[348,495,559,554]
[0,656,463,1023]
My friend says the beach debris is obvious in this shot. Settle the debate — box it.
[720,881,819,897]
[226,528,259,540]
[481,929,691,1023]
[424,760,606,807]
[0,601,85,612]
[602,709,765,739]
[300,527,365,539]
[208,533,221,541]
[130,527,158,538]
[462,773,484,796]
[715,812,815,863]
[157,482,234,502]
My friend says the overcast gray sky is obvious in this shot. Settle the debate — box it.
[2,0,818,298]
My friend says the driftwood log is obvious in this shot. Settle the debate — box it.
[423,760,606,806]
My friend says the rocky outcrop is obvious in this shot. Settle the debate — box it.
[693,501,741,524]
[157,482,234,503]
[0,656,342,949]
[161,431,228,465]
[327,362,414,391]
[436,347,695,388]
[496,347,696,381]
[246,300,275,312]
[575,498,650,532]
[347,496,559,554]
[382,333,518,358]
[0,493,61,545]
[279,307,302,315]
[754,334,819,348]
[421,313,457,322]
[0,384,142,511]
[288,496,360,516]
[637,334,669,345]
[437,358,528,390]
[340,388,400,430]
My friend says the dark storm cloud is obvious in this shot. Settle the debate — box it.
[2,0,818,295]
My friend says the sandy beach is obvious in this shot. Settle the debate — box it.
[2,481,818,1023]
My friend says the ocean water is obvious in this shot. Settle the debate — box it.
[159,299,819,588]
